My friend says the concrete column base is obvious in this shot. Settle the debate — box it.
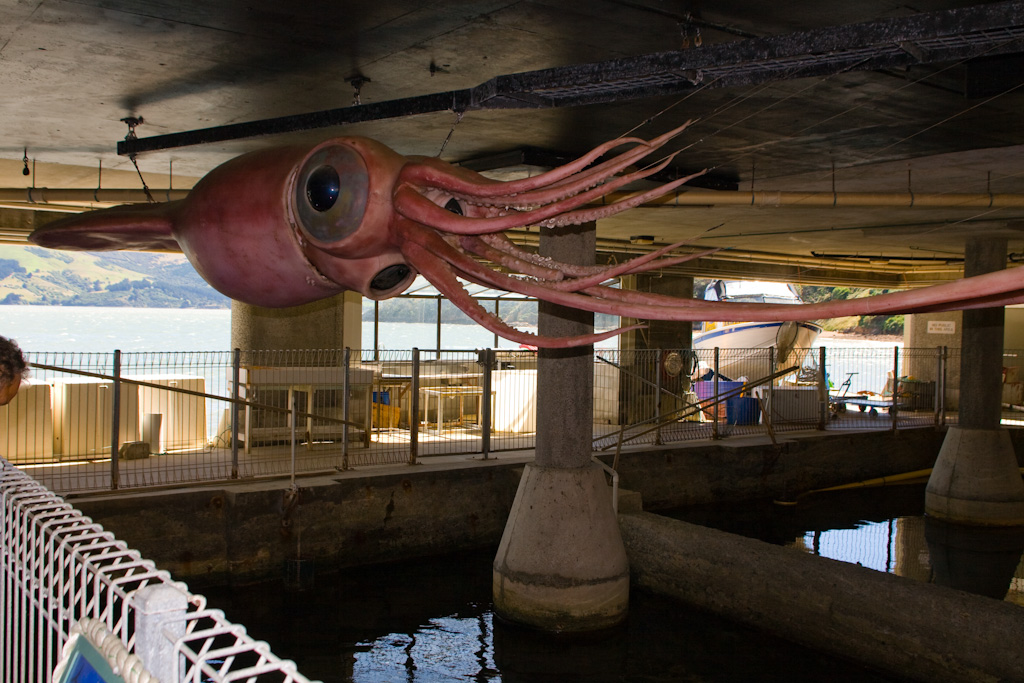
[230,291,361,352]
[925,427,1024,526]
[492,463,629,632]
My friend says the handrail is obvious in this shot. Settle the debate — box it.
[592,456,619,514]
[30,361,362,429]
[594,352,691,403]
[1,460,316,682]
[599,364,799,453]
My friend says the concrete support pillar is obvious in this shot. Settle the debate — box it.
[534,224,596,470]
[230,291,362,353]
[618,273,694,352]
[926,238,1024,525]
[958,239,1006,430]
[493,222,630,631]
[902,311,961,409]
[618,273,694,424]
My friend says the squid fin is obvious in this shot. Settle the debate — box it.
[29,202,182,252]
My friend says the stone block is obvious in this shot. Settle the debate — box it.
[119,441,150,460]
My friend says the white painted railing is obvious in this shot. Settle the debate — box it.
[0,457,317,683]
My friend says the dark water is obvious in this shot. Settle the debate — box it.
[201,545,910,683]
[665,483,1024,603]
[664,484,931,561]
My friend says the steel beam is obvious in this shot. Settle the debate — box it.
[119,1,1024,155]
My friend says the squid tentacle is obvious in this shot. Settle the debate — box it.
[479,234,598,276]
[449,142,685,209]
[453,151,676,210]
[537,169,708,228]
[399,221,670,316]
[401,120,696,200]
[402,137,648,199]
[478,150,682,216]
[459,235,719,293]
[395,163,703,236]
[405,219,1024,322]
[575,269,1024,318]
[457,236,565,281]
[474,233,719,280]
[476,233,655,278]
[402,240,642,348]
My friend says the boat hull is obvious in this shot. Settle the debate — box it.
[693,321,823,380]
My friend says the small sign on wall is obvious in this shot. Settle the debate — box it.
[927,320,957,335]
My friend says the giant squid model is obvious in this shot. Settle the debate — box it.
[29,122,1024,347]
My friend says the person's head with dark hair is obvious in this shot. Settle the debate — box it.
[0,335,28,406]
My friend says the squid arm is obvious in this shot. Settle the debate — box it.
[402,242,642,348]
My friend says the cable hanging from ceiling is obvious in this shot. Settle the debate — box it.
[121,116,155,203]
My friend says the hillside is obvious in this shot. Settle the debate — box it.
[0,245,229,308]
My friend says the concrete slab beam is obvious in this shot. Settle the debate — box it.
[620,511,1024,683]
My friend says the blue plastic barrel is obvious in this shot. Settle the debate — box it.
[694,380,743,401]
[726,396,761,425]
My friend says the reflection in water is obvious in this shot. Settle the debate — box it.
[200,549,907,682]
[925,517,1024,600]
[666,484,1024,604]
[197,485,1021,681]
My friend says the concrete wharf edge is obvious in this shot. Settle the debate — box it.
[67,426,1024,586]
[65,427,1024,683]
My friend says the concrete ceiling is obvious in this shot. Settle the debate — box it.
[3,0,1024,288]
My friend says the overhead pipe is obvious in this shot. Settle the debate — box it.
[602,189,1024,209]
[0,185,1005,282]
[509,232,964,275]
[0,187,190,204]
[0,201,88,213]
[1,186,1022,211]
[774,467,1024,506]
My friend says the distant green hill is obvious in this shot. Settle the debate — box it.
[0,245,229,308]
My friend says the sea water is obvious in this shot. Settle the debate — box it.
[0,305,901,356]
[200,483,1020,682]
[0,305,527,354]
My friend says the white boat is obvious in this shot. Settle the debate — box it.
[692,280,823,381]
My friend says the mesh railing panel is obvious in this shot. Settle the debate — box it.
[1,345,973,494]
[0,460,314,683]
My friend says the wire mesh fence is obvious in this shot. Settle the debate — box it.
[0,459,315,683]
[0,345,979,495]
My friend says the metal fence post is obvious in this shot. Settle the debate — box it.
[712,347,720,440]
[891,346,900,432]
[481,348,493,459]
[374,301,380,363]
[132,583,187,683]
[435,298,442,351]
[342,347,351,470]
[110,349,121,490]
[940,345,948,425]
[934,346,943,426]
[409,348,420,465]
[231,347,240,479]
[655,349,663,446]
[290,390,297,488]
[818,345,827,429]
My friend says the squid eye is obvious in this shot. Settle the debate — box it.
[307,166,340,212]
[295,145,368,243]
[371,264,412,292]
[444,198,464,215]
